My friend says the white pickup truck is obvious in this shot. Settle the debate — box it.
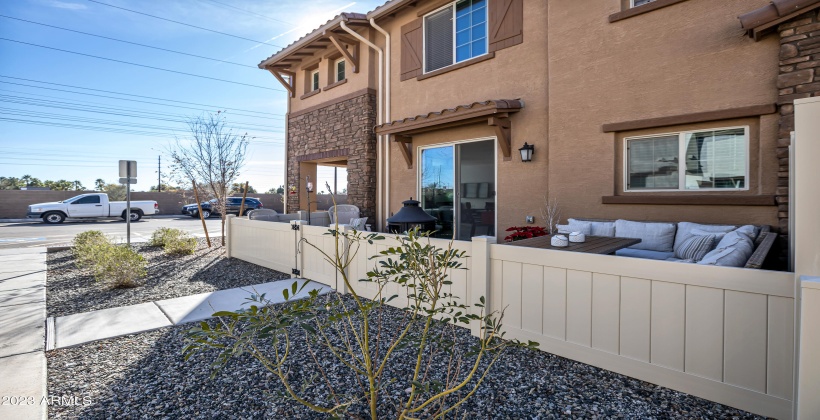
[27,193,159,224]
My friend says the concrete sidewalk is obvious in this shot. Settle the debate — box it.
[0,247,47,420]
[51,279,332,349]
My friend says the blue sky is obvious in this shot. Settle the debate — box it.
[0,0,383,193]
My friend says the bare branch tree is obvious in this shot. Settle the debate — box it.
[169,112,249,245]
[540,192,561,235]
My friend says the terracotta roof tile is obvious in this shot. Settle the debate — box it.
[376,99,524,132]
[739,0,820,33]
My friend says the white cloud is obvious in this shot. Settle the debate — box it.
[48,1,87,10]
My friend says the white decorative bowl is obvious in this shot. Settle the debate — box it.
[569,232,586,243]
[551,235,569,247]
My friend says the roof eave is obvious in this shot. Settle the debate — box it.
[258,14,368,70]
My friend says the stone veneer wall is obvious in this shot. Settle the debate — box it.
[286,90,377,220]
[777,10,820,260]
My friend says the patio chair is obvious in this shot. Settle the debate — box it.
[328,204,360,225]
[247,208,279,221]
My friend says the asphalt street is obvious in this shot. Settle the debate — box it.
[0,216,224,249]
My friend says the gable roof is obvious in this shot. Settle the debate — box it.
[739,0,820,40]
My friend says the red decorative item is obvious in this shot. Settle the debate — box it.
[504,226,548,242]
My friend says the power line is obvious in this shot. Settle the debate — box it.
[0,96,284,132]
[0,161,116,168]
[86,0,285,48]
[0,14,257,68]
[0,38,282,92]
[0,76,283,117]
[203,0,296,27]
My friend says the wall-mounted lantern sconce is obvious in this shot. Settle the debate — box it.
[519,142,534,162]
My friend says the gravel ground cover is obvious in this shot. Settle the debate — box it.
[46,238,290,317]
[47,293,764,419]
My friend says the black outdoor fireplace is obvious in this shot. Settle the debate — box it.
[387,197,437,234]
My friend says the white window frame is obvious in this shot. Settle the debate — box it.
[311,69,320,91]
[630,0,656,8]
[334,58,346,82]
[422,0,489,74]
[623,125,750,192]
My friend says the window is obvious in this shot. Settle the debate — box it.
[631,0,656,6]
[625,127,748,191]
[424,0,487,73]
[311,69,320,91]
[335,59,345,82]
[73,195,101,204]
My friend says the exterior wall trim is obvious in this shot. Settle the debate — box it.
[288,88,377,118]
[609,0,690,23]
[295,149,350,163]
[602,195,777,206]
[602,104,777,133]
[323,78,348,91]
[416,52,496,81]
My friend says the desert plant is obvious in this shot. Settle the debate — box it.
[164,234,197,256]
[89,244,146,288]
[184,192,537,419]
[72,230,110,269]
[149,227,197,255]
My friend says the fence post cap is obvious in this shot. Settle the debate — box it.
[227,214,236,219]
[471,235,497,244]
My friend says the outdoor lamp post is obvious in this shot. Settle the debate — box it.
[519,142,534,162]
[305,176,314,225]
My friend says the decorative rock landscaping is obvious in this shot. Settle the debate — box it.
[46,238,290,318]
[47,294,764,419]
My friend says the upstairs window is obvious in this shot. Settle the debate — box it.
[424,0,487,73]
[335,58,346,82]
[625,127,748,191]
[311,69,320,91]
[631,0,656,7]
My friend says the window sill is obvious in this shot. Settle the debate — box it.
[300,89,320,100]
[601,195,776,206]
[416,53,495,81]
[323,78,347,91]
[608,0,689,23]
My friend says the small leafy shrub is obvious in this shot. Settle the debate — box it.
[504,226,548,242]
[164,234,197,256]
[71,231,146,288]
[72,230,109,268]
[149,227,197,255]
[90,244,146,288]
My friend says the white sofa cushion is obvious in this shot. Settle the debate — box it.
[615,219,676,252]
[567,219,616,237]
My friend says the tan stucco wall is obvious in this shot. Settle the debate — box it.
[287,27,378,114]
[381,0,550,236]
[546,0,779,227]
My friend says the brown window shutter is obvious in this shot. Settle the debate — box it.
[400,18,423,81]
[489,0,523,52]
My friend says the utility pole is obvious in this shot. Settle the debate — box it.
[157,155,161,192]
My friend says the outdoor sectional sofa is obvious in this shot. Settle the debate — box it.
[558,218,777,269]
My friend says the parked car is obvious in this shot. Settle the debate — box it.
[27,193,159,224]
[181,197,263,218]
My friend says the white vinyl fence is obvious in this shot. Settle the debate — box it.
[226,218,795,419]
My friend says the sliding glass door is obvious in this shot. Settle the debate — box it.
[420,139,495,239]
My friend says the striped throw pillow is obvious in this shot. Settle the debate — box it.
[674,234,716,262]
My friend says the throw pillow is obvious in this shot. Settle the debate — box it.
[691,228,729,245]
[698,232,755,267]
[673,234,716,262]
[555,224,571,234]
[590,221,616,237]
[674,222,735,254]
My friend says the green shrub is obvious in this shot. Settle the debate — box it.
[149,227,197,256]
[71,230,146,288]
[90,244,146,288]
[148,227,178,247]
[164,234,197,256]
[72,230,109,269]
